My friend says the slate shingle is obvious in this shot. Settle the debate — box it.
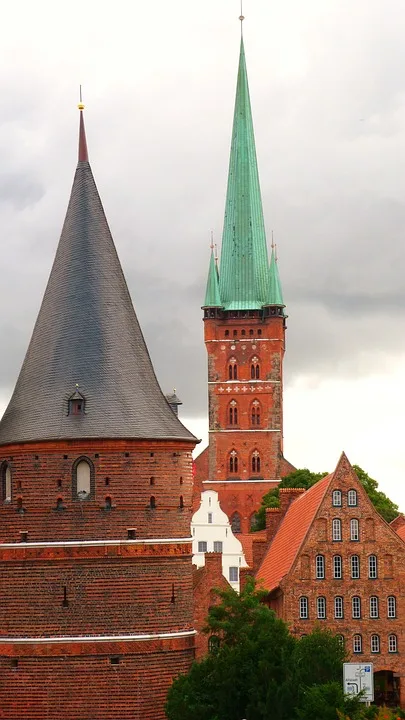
[0,154,196,444]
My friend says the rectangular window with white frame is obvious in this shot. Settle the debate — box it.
[299,596,308,620]
[368,555,378,579]
[333,555,342,579]
[387,596,396,619]
[213,541,223,553]
[350,518,359,541]
[229,566,238,582]
[334,596,344,619]
[332,518,341,541]
[198,541,207,553]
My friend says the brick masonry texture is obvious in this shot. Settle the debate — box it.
[0,438,193,541]
[193,552,230,658]
[195,313,294,533]
[0,646,193,720]
[263,455,405,705]
[0,437,197,719]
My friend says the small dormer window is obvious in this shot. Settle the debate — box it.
[68,386,86,416]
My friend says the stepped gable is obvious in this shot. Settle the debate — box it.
[0,108,196,445]
[256,473,332,592]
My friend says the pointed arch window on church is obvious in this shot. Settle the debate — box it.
[231,512,241,534]
[251,400,261,426]
[229,400,238,426]
[228,357,237,380]
[229,451,238,474]
[250,356,260,379]
[251,451,261,473]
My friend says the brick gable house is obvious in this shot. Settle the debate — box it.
[256,453,405,707]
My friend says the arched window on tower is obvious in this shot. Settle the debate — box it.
[2,463,12,502]
[250,356,260,379]
[73,457,93,500]
[228,400,238,426]
[229,451,238,474]
[251,451,261,473]
[228,357,237,380]
[251,400,261,426]
[231,512,241,534]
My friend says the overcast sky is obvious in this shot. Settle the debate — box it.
[1,0,405,508]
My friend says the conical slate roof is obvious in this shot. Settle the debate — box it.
[0,110,196,444]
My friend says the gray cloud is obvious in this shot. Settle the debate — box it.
[1,0,405,423]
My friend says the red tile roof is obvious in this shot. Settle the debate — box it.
[238,530,267,567]
[256,473,332,592]
[395,524,405,543]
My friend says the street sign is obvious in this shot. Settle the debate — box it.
[343,663,374,702]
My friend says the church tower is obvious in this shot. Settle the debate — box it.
[0,106,197,719]
[199,30,292,534]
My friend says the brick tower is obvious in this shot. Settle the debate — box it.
[196,32,293,534]
[0,106,197,719]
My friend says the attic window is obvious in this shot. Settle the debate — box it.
[68,387,85,416]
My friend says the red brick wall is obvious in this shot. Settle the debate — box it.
[193,552,230,658]
[0,641,194,720]
[0,436,197,719]
[275,456,405,703]
[202,314,286,533]
[0,438,193,541]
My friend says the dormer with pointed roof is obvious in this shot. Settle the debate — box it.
[0,106,196,445]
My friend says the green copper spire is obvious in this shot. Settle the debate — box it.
[267,245,284,307]
[218,37,270,310]
[203,248,222,307]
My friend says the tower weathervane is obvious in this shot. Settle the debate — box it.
[78,85,84,111]
[239,0,244,26]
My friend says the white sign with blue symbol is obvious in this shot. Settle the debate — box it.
[343,663,374,702]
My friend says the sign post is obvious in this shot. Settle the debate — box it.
[343,663,374,703]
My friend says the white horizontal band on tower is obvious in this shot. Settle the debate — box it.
[0,629,197,644]
[0,537,193,549]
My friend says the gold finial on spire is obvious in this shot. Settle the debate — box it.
[78,84,85,111]
[210,230,215,251]
[214,243,219,267]
[275,243,278,262]
[271,230,275,251]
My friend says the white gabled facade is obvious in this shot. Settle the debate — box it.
[191,490,248,591]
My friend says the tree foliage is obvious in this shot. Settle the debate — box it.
[352,465,399,523]
[253,468,328,531]
[253,465,399,531]
[166,580,359,720]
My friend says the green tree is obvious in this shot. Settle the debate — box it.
[166,582,351,720]
[352,465,399,523]
[253,468,328,531]
[253,466,399,531]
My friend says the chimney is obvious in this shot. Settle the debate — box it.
[252,536,267,572]
[265,507,282,544]
[279,487,305,517]
[204,551,223,581]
